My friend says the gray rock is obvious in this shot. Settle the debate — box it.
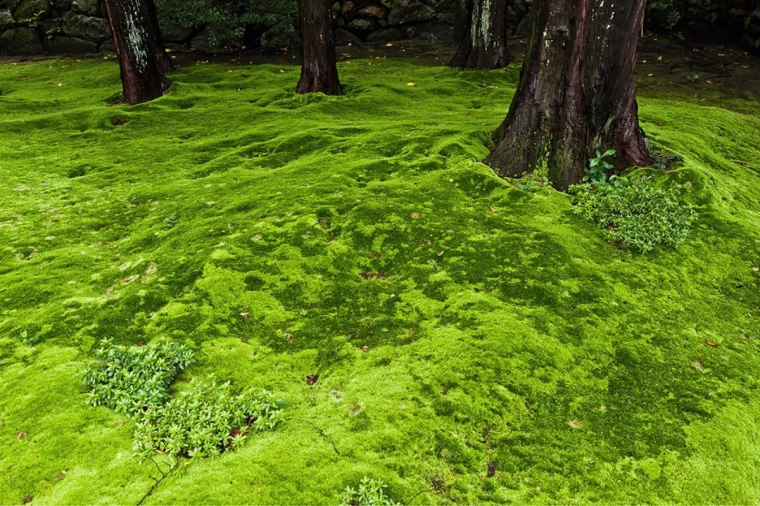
[46,34,97,53]
[0,26,44,54]
[334,27,362,45]
[416,22,453,41]
[436,11,455,25]
[388,0,435,26]
[13,0,50,18]
[0,8,14,27]
[62,11,109,40]
[99,39,114,52]
[347,17,377,32]
[358,4,387,18]
[72,0,99,16]
[366,27,407,42]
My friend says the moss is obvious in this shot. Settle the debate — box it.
[0,55,759,504]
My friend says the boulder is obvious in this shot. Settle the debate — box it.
[341,0,355,18]
[335,27,362,45]
[72,0,99,16]
[62,11,109,40]
[0,26,44,54]
[388,0,435,26]
[347,17,377,33]
[358,4,387,18]
[366,27,407,42]
[46,34,97,53]
[13,0,50,18]
[99,39,114,52]
[416,22,453,41]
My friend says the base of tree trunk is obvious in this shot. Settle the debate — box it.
[104,0,169,105]
[296,0,342,95]
[450,0,511,70]
[487,0,651,189]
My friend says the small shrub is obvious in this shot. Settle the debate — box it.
[134,379,283,459]
[571,177,696,252]
[338,477,401,506]
[584,149,617,185]
[83,339,194,416]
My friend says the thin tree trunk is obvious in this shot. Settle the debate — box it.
[297,0,342,95]
[104,0,169,105]
[451,0,512,69]
[487,0,651,189]
[145,0,173,76]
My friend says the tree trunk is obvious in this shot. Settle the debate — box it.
[297,0,342,95]
[103,0,169,105]
[486,0,651,190]
[451,0,512,69]
[145,0,173,76]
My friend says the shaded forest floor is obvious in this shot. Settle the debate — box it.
[1,44,760,504]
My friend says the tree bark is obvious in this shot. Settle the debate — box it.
[486,0,651,190]
[451,0,512,69]
[297,0,342,95]
[103,0,170,105]
[144,0,173,76]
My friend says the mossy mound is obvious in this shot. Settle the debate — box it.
[1,55,759,504]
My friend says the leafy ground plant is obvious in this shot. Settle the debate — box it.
[571,176,696,252]
[134,379,283,459]
[338,477,401,506]
[83,339,194,416]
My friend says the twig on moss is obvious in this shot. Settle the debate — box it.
[292,418,342,456]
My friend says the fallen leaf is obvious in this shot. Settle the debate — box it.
[691,360,707,373]
[706,340,718,347]
[17,431,28,440]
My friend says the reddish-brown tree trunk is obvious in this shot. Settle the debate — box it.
[487,0,651,189]
[297,0,342,95]
[103,0,170,105]
[451,0,512,69]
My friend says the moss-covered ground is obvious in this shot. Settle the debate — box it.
[1,50,759,504]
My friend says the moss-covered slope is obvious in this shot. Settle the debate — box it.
[1,56,759,504]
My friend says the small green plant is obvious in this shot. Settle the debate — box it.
[134,379,283,459]
[571,176,696,252]
[83,339,194,416]
[584,149,616,185]
[338,477,401,506]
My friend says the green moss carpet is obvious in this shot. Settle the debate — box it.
[1,55,759,504]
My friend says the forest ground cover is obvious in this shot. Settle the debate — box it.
[1,40,759,504]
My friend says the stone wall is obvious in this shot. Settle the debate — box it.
[0,0,758,57]
[0,0,534,56]
[0,0,111,55]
